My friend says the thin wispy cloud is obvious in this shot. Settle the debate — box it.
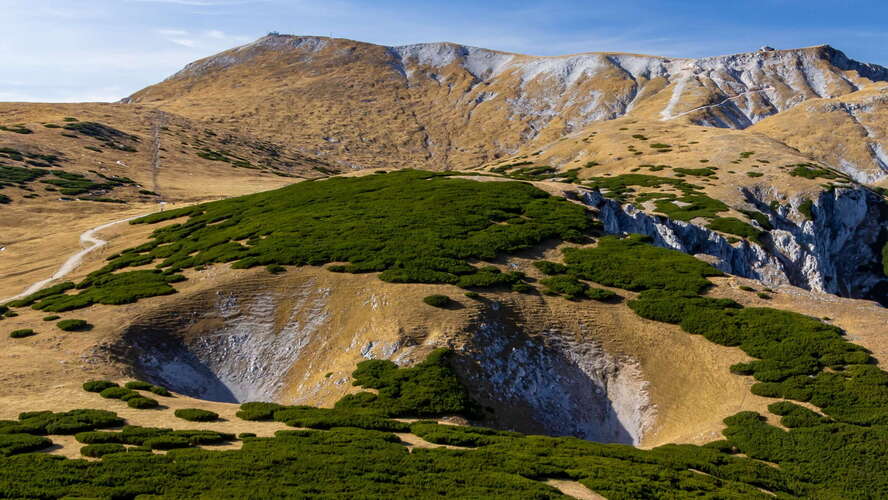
[130,0,261,5]
[156,28,251,48]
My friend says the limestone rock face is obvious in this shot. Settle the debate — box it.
[583,187,887,303]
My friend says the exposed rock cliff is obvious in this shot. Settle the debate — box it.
[583,186,888,303]
[457,305,653,444]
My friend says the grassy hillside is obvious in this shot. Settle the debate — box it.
[0,102,334,207]
[3,169,888,497]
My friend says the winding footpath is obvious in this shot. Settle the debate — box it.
[1,214,145,304]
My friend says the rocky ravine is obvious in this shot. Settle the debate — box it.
[583,185,888,304]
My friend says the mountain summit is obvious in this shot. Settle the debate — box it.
[125,34,888,171]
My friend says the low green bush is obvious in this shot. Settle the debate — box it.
[335,349,477,418]
[788,163,842,180]
[34,271,182,313]
[119,391,142,402]
[5,282,75,308]
[266,264,286,274]
[767,401,830,428]
[585,287,618,301]
[144,435,190,450]
[75,431,123,444]
[707,217,764,242]
[99,387,138,400]
[409,422,519,447]
[124,381,153,390]
[127,397,159,409]
[540,275,587,299]
[0,434,50,456]
[533,260,568,275]
[562,234,722,294]
[172,429,234,445]
[117,426,171,445]
[0,125,33,134]
[798,199,815,220]
[42,315,60,321]
[422,295,451,308]
[236,402,285,421]
[57,319,91,331]
[83,380,118,393]
[149,385,172,397]
[9,329,36,339]
[80,443,126,457]
[174,409,218,422]
[673,167,716,177]
[272,407,409,432]
[456,269,524,288]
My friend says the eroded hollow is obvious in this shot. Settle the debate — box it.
[111,286,327,403]
[109,277,652,445]
[457,306,652,444]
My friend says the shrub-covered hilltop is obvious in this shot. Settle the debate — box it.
[5,170,590,312]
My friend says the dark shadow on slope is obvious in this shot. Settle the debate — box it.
[109,323,239,404]
[453,303,637,445]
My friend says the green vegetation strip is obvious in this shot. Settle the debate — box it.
[0,159,133,203]
[787,163,845,180]
[174,409,218,422]
[585,173,729,221]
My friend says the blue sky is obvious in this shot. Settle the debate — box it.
[2,0,886,102]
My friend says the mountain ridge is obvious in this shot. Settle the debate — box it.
[125,34,888,173]
[156,34,887,83]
